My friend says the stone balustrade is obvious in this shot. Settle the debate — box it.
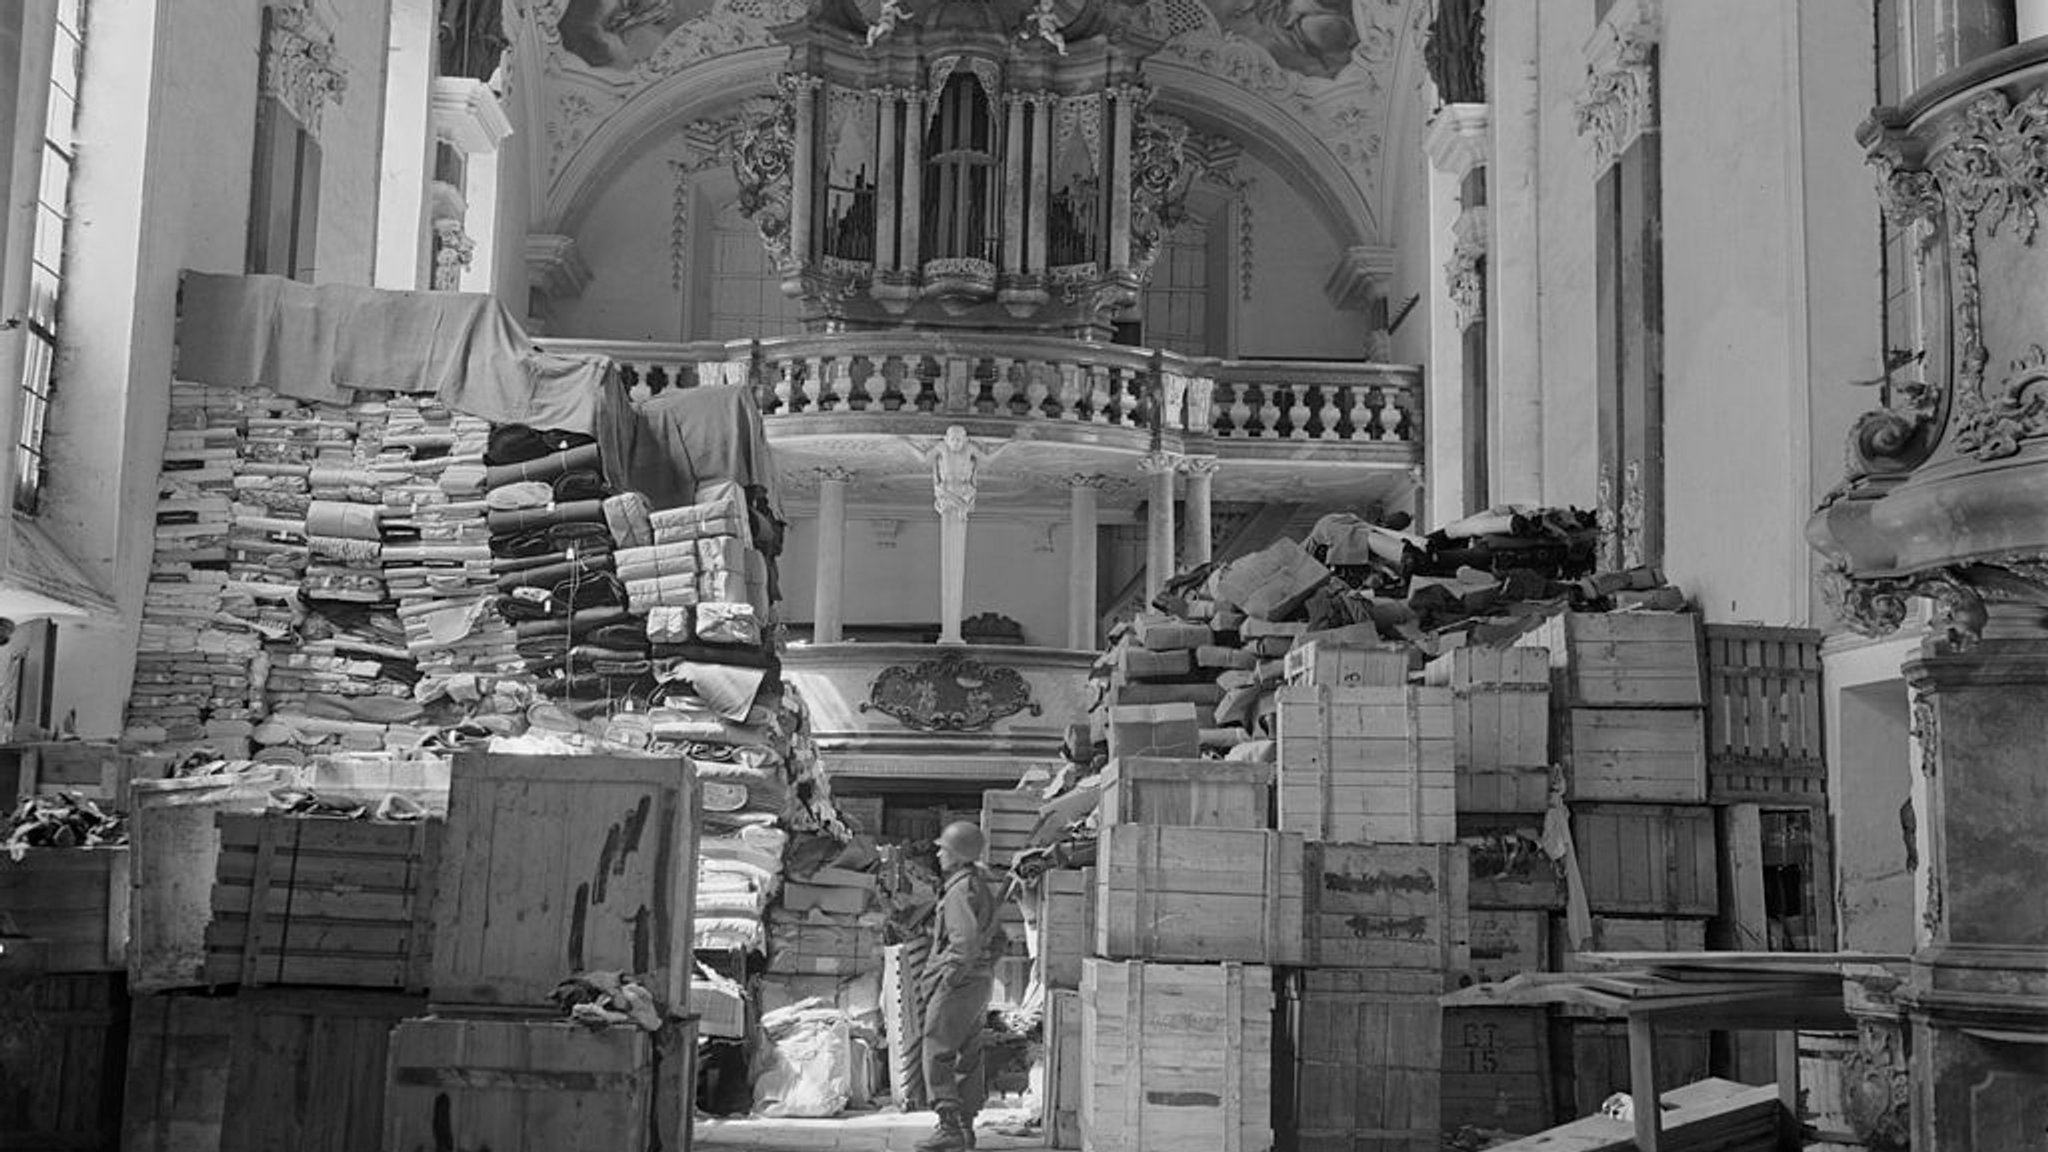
[539,334,1421,447]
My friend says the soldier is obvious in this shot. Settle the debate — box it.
[916,820,1009,1151]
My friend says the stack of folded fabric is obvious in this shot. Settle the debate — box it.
[697,823,789,954]
[380,400,516,679]
[622,479,771,721]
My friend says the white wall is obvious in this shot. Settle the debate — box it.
[1532,0,1599,510]
[314,0,392,285]
[493,81,535,316]
[550,142,685,340]
[1238,165,1368,360]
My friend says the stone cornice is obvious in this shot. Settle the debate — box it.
[1575,0,1661,175]
[525,233,592,300]
[433,77,514,154]
[1424,103,1492,178]
[1324,244,1398,312]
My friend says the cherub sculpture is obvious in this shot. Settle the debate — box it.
[866,0,914,47]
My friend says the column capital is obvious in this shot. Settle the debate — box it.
[1179,455,1221,478]
[1137,451,1182,476]
[1424,104,1492,177]
[432,76,513,155]
[1067,472,1120,490]
[811,465,856,486]
[1576,0,1661,174]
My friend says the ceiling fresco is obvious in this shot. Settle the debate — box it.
[511,0,1435,241]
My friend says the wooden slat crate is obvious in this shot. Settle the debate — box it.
[1095,825,1304,965]
[1043,988,1082,1149]
[881,941,929,1110]
[1097,757,1274,830]
[1704,625,1826,803]
[124,988,422,1152]
[1303,842,1469,971]
[204,812,441,989]
[1080,959,1273,1152]
[0,973,126,1152]
[1571,803,1719,917]
[832,796,884,835]
[1038,867,1095,990]
[1557,707,1707,803]
[0,846,128,974]
[385,1017,678,1152]
[8,742,139,807]
[1563,1020,1712,1119]
[1521,611,1704,708]
[1276,968,1443,1152]
[764,913,882,976]
[1460,820,1564,910]
[1440,1006,1553,1135]
[432,752,700,1011]
[1275,686,1455,844]
[982,788,1042,869]
[1282,641,1411,689]
[1461,908,1550,988]
[1426,647,1553,815]
[129,771,292,993]
[1107,702,1201,760]
[1553,915,1707,969]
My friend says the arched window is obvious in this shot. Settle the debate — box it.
[921,74,996,263]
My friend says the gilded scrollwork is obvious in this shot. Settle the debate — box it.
[1841,1020,1912,1151]
[1129,105,1201,277]
[730,83,799,262]
[1955,343,2048,460]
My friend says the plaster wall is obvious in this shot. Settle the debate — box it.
[549,140,683,340]
[313,0,392,286]
[1822,630,1925,955]
[1386,101,1434,370]
[493,86,535,316]
[780,513,1077,649]
[1237,165,1365,360]
[1531,0,1599,510]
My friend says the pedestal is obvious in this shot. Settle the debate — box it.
[1139,454,1178,601]
[812,470,850,643]
[1068,477,1103,649]
[938,511,967,645]
[1182,458,1216,567]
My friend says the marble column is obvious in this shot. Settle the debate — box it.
[811,467,852,643]
[1109,88,1135,274]
[791,79,819,266]
[1003,95,1026,273]
[1139,452,1178,600]
[1028,96,1051,274]
[876,90,899,273]
[902,92,925,271]
[1067,475,1107,649]
[1181,456,1218,566]
[1424,105,1490,527]
[1899,615,2048,1149]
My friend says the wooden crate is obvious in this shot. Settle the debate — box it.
[1572,803,1719,916]
[0,973,126,1152]
[1459,819,1564,910]
[1704,625,1826,803]
[205,812,441,989]
[124,988,422,1152]
[1552,916,1707,970]
[8,742,139,807]
[130,771,292,994]
[1563,1020,1711,1119]
[1080,959,1272,1152]
[881,941,929,1110]
[982,788,1042,869]
[1461,908,1550,988]
[0,846,128,974]
[1303,842,1469,971]
[1107,703,1201,760]
[832,796,884,835]
[433,752,700,1011]
[1557,707,1707,803]
[1038,867,1096,990]
[1274,686,1455,844]
[1097,757,1273,830]
[1044,988,1082,1149]
[1521,611,1704,708]
[1095,826,1304,965]
[1426,647,1553,815]
[1277,969,1444,1152]
[764,914,881,976]
[1440,1006,1552,1134]
[385,1017,674,1152]
[1282,642,1411,689]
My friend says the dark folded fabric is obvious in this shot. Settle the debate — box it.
[489,529,556,559]
[539,670,652,700]
[497,573,627,621]
[590,622,650,650]
[486,499,607,535]
[492,544,612,575]
[494,554,616,592]
[488,520,613,559]
[484,442,603,487]
[552,468,608,503]
[513,605,629,641]
[486,425,597,468]
[649,640,779,670]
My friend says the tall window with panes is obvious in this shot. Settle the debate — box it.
[15,0,82,514]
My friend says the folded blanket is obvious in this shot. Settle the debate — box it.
[552,468,607,503]
[486,499,607,535]
[494,553,616,593]
[492,544,612,575]
[482,442,603,488]
[512,605,629,641]
[484,481,555,511]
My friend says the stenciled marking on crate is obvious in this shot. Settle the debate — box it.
[1342,914,1432,940]
[1320,866,1438,895]
[570,795,658,974]
[1146,1090,1224,1107]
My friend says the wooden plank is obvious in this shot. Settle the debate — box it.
[383,1017,655,1152]
[1559,708,1707,804]
[1463,908,1550,987]
[1080,960,1272,1152]
[1038,868,1095,990]
[1571,804,1718,917]
[1440,1006,1552,1135]
[122,992,234,1152]
[1283,642,1411,689]
[981,788,1042,869]
[1278,969,1443,1152]
[129,772,290,994]
[0,846,130,973]
[1427,648,1553,814]
[1097,757,1273,830]
[0,973,124,1151]
[1521,613,1704,709]
[1305,842,1469,971]
[225,990,419,1152]
[1094,826,1304,965]
[1044,989,1083,1149]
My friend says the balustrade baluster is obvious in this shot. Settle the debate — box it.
[774,359,798,414]
[1287,386,1312,439]
[976,357,999,415]
[1057,363,1083,421]
[1317,386,1342,440]
[1341,384,1373,440]
[1025,361,1052,418]
[1086,365,1112,424]
[1382,390,1410,440]
[1256,385,1282,437]
[914,356,941,413]
[829,358,856,411]
[1223,382,1250,436]
[856,356,885,410]
[802,356,827,413]
[1362,385,1387,440]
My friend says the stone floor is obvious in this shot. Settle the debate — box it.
[694,1107,1046,1151]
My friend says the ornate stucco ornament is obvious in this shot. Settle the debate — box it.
[1129,105,1203,277]
[1840,1020,1912,1151]
[860,650,1043,732]
[1445,207,1487,331]
[1573,0,1659,174]
[262,1,349,138]
[1817,556,2048,649]
[730,82,800,263]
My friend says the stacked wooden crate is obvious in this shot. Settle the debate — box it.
[1273,647,1467,1152]
[381,752,702,1152]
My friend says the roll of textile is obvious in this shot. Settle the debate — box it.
[383,543,492,564]
[484,481,555,511]
[308,466,388,492]
[603,492,652,549]
[481,442,603,488]
[552,468,608,503]
[485,425,597,468]
[306,500,382,541]
[493,553,616,593]
[440,463,487,496]
[651,639,778,670]
[492,544,612,575]
[512,605,628,641]
[496,572,626,620]
[626,573,699,608]
[309,535,381,562]
[589,621,652,650]
[485,499,606,535]
[488,520,612,558]
[615,541,700,583]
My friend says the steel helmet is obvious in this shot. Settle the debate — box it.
[934,820,987,861]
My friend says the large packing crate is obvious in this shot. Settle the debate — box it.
[1274,686,1455,844]
[432,752,699,1010]
[1303,843,1469,971]
[1038,867,1096,990]
[1553,915,1707,969]
[385,1016,691,1152]
[1080,959,1273,1152]
[0,973,126,1152]
[1571,803,1719,917]
[1557,708,1707,803]
[1462,908,1549,987]
[1282,642,1410,689]
[1459,821,1563,910]
[129,770,292,993]
[1521,611,1704,708]
[1440,1006,1552,1135]
[981,788,1042,869]
[124,988,421,1152]
[1425,648,1553,814]
[0,846,129,974]
[7,742,138,807]
[1097,757,1273,829]
[205,812,441,989]
[1095,825,1304,965]
[1563,1020,1712,1119]
[881,940,929,1109]
[1704,625,1826,804]
[1043,988,1083,1149]
[1276,968,1442,1152]
[764,911,883,976]
[1106,702,1201,760]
